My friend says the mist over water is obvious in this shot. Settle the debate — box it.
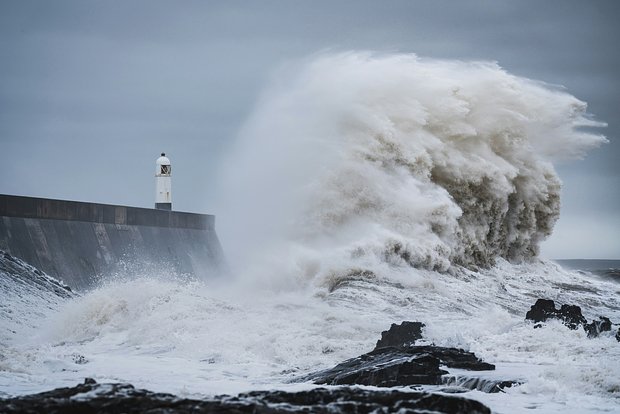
[216,52,606,283]
[2,53,617,413]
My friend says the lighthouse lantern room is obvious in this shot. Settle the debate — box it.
[155,152,172,210]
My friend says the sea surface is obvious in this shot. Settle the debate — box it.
[557,259,620,283]
[1,253,619,414]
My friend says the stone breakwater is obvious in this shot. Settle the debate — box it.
[0,194,225,290]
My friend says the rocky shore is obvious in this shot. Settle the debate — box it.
[305,322,510,392]
[1,378,491,414]
[7,302,616,414]
[1,321,503,414]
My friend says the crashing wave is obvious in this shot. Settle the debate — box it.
[217,52,606,275]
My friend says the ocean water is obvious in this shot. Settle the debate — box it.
[1,53,618,413]
[557,259,620,284]
[1,255,619,413]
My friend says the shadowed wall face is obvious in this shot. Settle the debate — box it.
[0,195,225,290]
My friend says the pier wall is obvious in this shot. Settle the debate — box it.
[0,194,225,290]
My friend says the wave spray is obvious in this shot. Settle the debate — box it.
[216,52,606,284]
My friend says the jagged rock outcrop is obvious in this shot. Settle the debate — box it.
[525,299,617,339]
[1,378,491,414]
[307,347,448,386]
[307,321,499,389]
[375,321,425,349]
[307,345,495,387]
[410,346,495,371]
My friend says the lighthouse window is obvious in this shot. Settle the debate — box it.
[161,165,170,174]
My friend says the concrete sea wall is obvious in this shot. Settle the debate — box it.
[0,194,225,291]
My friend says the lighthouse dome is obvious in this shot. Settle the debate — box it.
[156,153,171,166]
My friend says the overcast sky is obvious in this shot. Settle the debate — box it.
[1,0,618,259]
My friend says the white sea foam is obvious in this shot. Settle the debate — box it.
[2,261,618,412]
[1,53,616,413]
[216,52,606,281]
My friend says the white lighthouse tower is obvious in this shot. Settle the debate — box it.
[155,152,172,210]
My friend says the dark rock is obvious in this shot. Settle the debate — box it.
[411,346,495,371]
[525,299,587,329]
[373,322,493,369]
[584,317,612,338]
[616,328,620,342]
[307,347,448,386]
[249,387,491,413]
[1,379,491,414]
[492,380,520,392]
[525,298,557,323]
[375,321,425,350]
[558,304,587,330]
[307,346,494,387]
[526,299,616,339]
[307,321,497,390]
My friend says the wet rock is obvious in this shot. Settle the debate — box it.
[584,317,612,338]
[249,387,491,414]
[525,298,557,323]
[526,299,616,339]
[307,346,494,387]
[558,304,587,329]
[373,322,493,370]
[525,299,586,329]
[1,378,491,414]
[307,321,497,389]
[375,321,425,349]
[411,346,495,371]
[308,347,447,386]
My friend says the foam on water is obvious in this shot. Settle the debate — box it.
[2,261,619,412]
[1,53,617,413]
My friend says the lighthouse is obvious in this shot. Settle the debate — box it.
[155,152,172,210]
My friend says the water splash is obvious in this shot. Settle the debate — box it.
[216,52,606,280]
